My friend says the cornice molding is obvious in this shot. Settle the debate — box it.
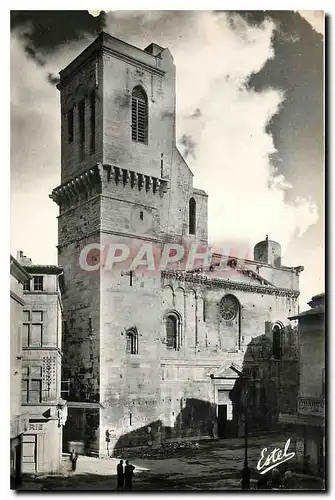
[10,256,32,283]
[50,164,169,211]
[50,166,101,209]
[101,46,165,77]
[57,228,162,249]
[10,290,26,306]
[161,270,300,297]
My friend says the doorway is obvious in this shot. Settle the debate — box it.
[218,404,227,439]
[15,443,22,487]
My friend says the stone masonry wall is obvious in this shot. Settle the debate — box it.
[60,55,104,184]
[102,48,175,180]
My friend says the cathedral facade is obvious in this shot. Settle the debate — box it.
[50,32,303,455]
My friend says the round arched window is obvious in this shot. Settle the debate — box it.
[220,295,239,321]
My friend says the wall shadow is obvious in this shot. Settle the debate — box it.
[62,323,299,455]
[230,325,299,434]
[109,324,299,453]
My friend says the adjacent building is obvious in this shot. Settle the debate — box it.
[280,293,325,477]
[17,251,67,475]
[49,31,303,456]
[10,255,31,487]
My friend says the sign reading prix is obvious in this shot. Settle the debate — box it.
[28,423,45,432]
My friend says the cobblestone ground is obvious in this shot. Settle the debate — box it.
[18,432,324,491]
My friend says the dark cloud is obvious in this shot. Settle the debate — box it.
[10,10,106,55]
[179,134,196,159]
[24,44,45,66]
[188,108,201,119]
[235,11,323,209]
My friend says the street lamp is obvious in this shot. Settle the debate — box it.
[241,385,250,490]
[209,365,251,489]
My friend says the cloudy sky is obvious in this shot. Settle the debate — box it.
[10,10,324,308]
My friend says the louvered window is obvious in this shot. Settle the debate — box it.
[131,86,148,144]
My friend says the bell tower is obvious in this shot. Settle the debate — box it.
[50,32,182,455]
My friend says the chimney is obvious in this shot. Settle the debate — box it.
[16,250,32,265]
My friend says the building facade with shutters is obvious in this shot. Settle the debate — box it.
[10,255,31,487]
[50,32,303,455]
[17,251,67,475]
[279,293,325,478]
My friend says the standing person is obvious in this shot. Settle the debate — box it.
[284,469,293,489]
[271,467,281,489]
[208,420,215,440]
[70,449,78,472]
[116,460,124,490]
[124,460,135,490]
[257,474,268,489]
[304,455,311,474]
[106,430,111,457]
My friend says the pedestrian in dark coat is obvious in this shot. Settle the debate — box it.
[208,420,215,440]
[117,460,124,489]
[271,467,281,489]
[257,474,268,489]
[124,460,135,490]
[70,449,78,472]
[284,469,294,489]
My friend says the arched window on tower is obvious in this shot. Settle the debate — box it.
[126,328,138,354]
[272,323,283,360]
[189,197,196,235]
[166,311,182,350]
[131,86,148,144]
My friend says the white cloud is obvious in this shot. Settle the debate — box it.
[102,11,319,253]
[297,10,324,35]
[10,12,319,277]
[10,30,95,264]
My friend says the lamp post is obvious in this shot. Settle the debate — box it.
[241,386,250,490]
[208,366,250,488]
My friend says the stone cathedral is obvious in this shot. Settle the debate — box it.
[50,32,303,455]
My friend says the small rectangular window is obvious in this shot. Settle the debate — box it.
[61,380,71,397]
[67,109,74,143]
[30,366,42,377]
[22,324,29,347]
[32,311,43,322]
[31,324,42,347]
[21,380,28,403]
[90,90,96,154]
[23,280,30,291]
[22,311,43,347]
[33,276,43,291]
[29,380,42,403]
[21,366,43,404]
[78,100,85,161]
[23,311,30,321]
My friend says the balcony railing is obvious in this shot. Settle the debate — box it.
[298,397,325,415]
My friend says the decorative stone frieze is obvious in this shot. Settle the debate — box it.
[161,270,300,298]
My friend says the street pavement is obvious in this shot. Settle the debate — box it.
[18,431,324,491]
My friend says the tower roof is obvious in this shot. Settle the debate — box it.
[57,31,166,89]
